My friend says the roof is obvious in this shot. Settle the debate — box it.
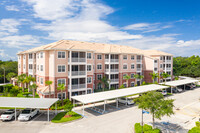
[37,86,55,95]
[0,97,58,109]
[142,50,173,56]
[71,84,167,104]
[159,79,199,86]
[18,40,145,55]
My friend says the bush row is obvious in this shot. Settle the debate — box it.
[134,123,160,133]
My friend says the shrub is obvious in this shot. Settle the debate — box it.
[188,127,200,133]
[134,123,161,133]
[10,86,20,96]
[196,121,200,128]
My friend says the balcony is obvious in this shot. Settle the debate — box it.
[166,67,171,71]
[68,71,86,76]
[137,68,142,72]
[110,79,119,83]
[137,60,142,63]
[28,69,33,73]
[71,84,86,89]
[105,69,119,72]
[68,58,86,63]
[110,59,119,62]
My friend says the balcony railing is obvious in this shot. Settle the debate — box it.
[105,69,119,72]
[137,68,142,71]
[68,58,86,62]
[68,71,86,76]
[137,60,142,63]
[110,59,119,62]
[166,67,171,71]
[28,69,33,73]
[70,84,86,89]
[110,79,119,83]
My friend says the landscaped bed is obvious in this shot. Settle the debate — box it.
[51,111,82,123]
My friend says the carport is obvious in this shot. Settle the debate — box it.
[71,84,167,116]
[0,97,58,121]
[160,79,199,93]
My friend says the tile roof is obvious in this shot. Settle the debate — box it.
[142,50,173,56]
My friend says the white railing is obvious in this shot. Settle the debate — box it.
[71,84,86,89]
[110,69,119,72]
[105,69,109,72]
[154,63,158,66]
[137,68,142,71]
[166,67,171,71]
[137,60,142,63]
[70,71,86,76]
[110,79,119,82]
[105,59,109,62]
[28,59,33,62]
[71,58,86,62]
[166,60,171,63]
[110,59,119,62]
[28,69,33,73]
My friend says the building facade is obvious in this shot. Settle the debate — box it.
[17,40,173,99]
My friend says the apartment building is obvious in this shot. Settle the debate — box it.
[17,40,173,99]
[143,50,173,83]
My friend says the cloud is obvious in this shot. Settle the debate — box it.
[0,49,15,60]
[176,39,200,47]
[123,22,172,33]
[5,5,19,11]
[0,19,21,34]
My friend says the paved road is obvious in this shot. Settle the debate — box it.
[1,87,200,133]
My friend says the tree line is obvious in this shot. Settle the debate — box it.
[173,55,200,77]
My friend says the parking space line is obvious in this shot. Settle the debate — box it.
[30,113,43,123]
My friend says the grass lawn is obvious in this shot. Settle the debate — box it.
[51,111,82,123]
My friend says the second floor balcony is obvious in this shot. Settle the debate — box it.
[105,69,119,73]
[137,68,142,72]
[70,84,86,89]
[110,79,119,83]
[68,58,86,63]
[68,71,86,76]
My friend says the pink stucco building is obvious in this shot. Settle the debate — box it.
[17,40,173,99]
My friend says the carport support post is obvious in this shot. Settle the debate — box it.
[104,100,106,111]
[82,103,85,116]
[116,98,118,108]
[171,87,173,94]
[15,107,16,121]
[55,102,57,115]
[184,84,186,91]
[47,108,49,122]
[126,97,128,106]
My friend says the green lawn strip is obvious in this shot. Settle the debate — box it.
[51,111,82,123]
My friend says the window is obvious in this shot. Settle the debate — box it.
[98,84,102,89]
[123,55,127,60]
[37,65,39,70]
[87,77,92,84]
[87,53,92,59]
[97,74,102,80]
[123,64,127,69]
[19,64,20,69]
[23,64,25,69]
[168,56,171,60]
[23,55,26,59]
[154,68,157,71]
[131,55,135,60]
[37,53,39,59]
[160,64,163,68]
[57,93,66,100]
[40,78,43,85]
[131,73,134,79]
[29,54,33,59]
[160,56,163,60]
[97,64,102,70]
[123,83,127,88]
[58,65,65,72]
[37,77,39,83]
[29,64,33,69]
[40,65,43,71]
[131,64,135,69]
[97,54,102,59]
[160,72,163,76]
[18,56,20,59]
[154,60,157,63]
[131,82,135,87]
[87,65,92,71]
[57,79,66,86]
[58,51,65,58]
[40,52,43,58]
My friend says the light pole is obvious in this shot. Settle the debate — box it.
[141,109,144,133]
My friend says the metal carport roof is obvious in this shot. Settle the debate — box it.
[72,84,167,104]
[159,79,199,87]
[0,97,58,109]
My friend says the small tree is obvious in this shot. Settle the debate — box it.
[57,84,66,106]
[123,74,131,88]
[99,76,109,91]
[6,72,16,83]
[161,72,171,83]
[119,84,125,89]
[29,83,38,98]
[45,80,53,98]
[63,99,73,115]
[149,72,159,83]
[17,74,26,92]
[134,74,144,86]
[134,91,174,128]
[10,85,20,97]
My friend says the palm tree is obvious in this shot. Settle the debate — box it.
[134,74,144,86]
[6,72,16,83]
[45,80,53,98]
[123,74,131,88]
[99,76,109,91]
[57,83,66,106]
[17,74,26,92]
[149,72,159,83]
[25,75,36,92]
[161,72,171,83]
[30,83,38,98]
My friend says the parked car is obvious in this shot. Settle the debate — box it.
[167,87,178,93]
[118,97,135,105]
[0,109,20,121]
[177,87,183,93]
[185,84,193,90]
[157,90,167,96]
[18,108,39,121]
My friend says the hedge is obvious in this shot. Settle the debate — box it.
[134,123,160,133]
[188,121,200,133]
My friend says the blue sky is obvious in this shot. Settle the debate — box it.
[0,0,200,60]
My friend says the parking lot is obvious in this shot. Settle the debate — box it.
[0,87,200,133]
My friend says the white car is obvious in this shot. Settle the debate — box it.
[0,109,20,121]
[157,90,167,96]
[18,108,39,121]
[118,97,135,105]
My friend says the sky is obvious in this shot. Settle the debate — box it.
[0,0,200,61]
